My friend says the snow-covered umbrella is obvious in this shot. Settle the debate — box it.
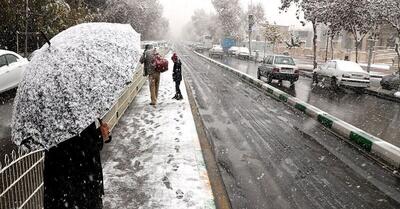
[11,23,141,149]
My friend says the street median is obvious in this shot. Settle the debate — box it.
[193,51,400,170]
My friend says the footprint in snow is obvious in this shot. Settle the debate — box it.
[167,154,174,164]
[176,189,184,199]
[162,176,172,190]
[172,164,179,171]
[174,145,180,153]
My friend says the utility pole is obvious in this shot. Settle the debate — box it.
[248,14,254,58]
[24,0,29,57]
[367,26,379,73]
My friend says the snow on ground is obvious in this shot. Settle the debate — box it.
[395,91,400,98]
[11,23,141,149]
[102,53,215,209]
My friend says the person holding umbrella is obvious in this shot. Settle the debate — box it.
[11,23,141,209]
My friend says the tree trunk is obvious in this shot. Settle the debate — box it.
[330,35,334,60]
[264,37,267,59]
[312,21,318,69]
[355,41,359,63]
[396,44,400,75]
[325,34,329,62]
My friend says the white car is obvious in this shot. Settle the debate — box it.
[209,45,224,58]
[238,47,250,60]
[0,50,29,93]
[228,46,239,56]
[313,60,370,88]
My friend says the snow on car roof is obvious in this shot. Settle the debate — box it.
[333,60,366,73]
[0,49,21,57]
[11,23,141,149]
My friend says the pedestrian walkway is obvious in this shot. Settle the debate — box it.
[101,53,215,209]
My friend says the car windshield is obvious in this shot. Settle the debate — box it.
[274,56,295,65]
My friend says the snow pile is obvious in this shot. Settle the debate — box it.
[11,23,141,149]
[395,91,400,98]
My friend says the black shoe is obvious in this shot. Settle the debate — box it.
[150,102,156,106]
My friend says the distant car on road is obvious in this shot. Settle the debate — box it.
[257,55,299,85]
[238,47,250,60]
[313,60,370,89]
[228,46,239,56]
[209,45,224,58]
[0,50,29,93]
[380,71,399,90]
[194,44,206,53]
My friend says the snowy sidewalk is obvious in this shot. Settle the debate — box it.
[101,53,215,209]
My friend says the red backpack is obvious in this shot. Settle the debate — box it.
[154,54,169,73]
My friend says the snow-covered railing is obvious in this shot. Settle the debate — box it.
[102,65,146,131]
[0,149,45,209]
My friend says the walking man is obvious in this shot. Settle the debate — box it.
[140,45,160,105]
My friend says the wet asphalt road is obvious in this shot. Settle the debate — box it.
[177,45,400,209]
[0,89,17,158]
[204,54,400,148]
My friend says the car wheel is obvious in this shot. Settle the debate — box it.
[381,83,391,90]
[331,77,338,90]
[313,72,319,84]
[267,73,273,83]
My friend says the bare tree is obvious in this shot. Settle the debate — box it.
[212,0,243,38]
[374,0,400,74]
[280,0,329,69]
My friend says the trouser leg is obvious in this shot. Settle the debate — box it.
[149,75,157,104]
[154,72,160,99]
[175,80,181,95]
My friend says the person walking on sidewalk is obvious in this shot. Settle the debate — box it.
[140,45,160,105]
[171,53,183,100]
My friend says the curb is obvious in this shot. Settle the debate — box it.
[194,51,400,170]
[364,88,400,103]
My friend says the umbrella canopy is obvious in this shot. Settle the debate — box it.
[11,23,141,149]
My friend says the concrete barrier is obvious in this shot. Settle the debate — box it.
[193,51,400,170]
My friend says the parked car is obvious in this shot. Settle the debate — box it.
[228,46,239,56]
[195,44,206,53]
[0,49,29,93]
[209,45,224,58]
[380,71,399,90]
[313,60,370,88]
[238,47,250,60]
[257,55,299,85]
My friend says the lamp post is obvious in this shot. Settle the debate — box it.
[24,0,29,57]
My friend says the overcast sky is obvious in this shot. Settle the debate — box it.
[160,0,302,38]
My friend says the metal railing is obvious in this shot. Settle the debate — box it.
[0,149,45,209]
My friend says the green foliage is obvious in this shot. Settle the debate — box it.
[0,0,95,53]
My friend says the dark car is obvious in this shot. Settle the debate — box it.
[257,55,299,85]
[380,71,400,90]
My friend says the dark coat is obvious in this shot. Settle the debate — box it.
[140,49,156,76]
[44,122,104,209]
[173,60,182,82]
